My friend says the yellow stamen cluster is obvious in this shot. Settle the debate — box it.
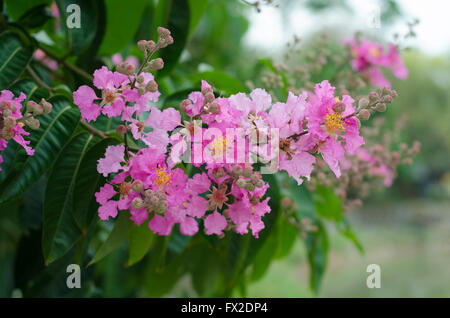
[154,165,172,189]
[210,136,227,158]
[369,47,381,58]
[325,111,345,134]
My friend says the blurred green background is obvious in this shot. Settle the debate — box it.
[184,0,450,297]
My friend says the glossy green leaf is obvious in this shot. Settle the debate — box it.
[17,4,53,29]
[55,0,102,54]
[73,138,117,232]
[4,0,51,20]
[187,0,208,38]
[42,132,94,263]
[127,223,155,266]
[0,95,80,204]
[305,220,329,294]
[88,212,133,266]
[337,218,364,253]
[0,32,33,89]
[99,0,149,55]
[9,78,50,104]
[158,0,190,78]
[313,184,343,221]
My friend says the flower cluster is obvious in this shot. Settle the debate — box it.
[72,28,410,238]
[0,90,53,170]
[345,37,408,88]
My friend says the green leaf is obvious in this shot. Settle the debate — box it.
[187,0,208,39]
[4,0,51,20]
[250,229,278,282]
[98,0,149,55]
[313,184,343,221]
[9,78,50,104]
[0,32,34,89]
[17,4,53,29]
[0,95,80,204]
[73,138,118,233]
[127,223,155,266]
[88,212,133,266]
[305,220,329,294]
[42,132,94,263]
[158,0,190,78]
[274,217,299,260]
[189,70,246,95]
[55,0,102,54]
[337,218,364,253]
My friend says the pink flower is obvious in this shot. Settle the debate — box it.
[345,38,408,87]
[306,80,364,177]
[97,145,125,177]
[0,90,35,157]
[73,85,101,122]
[204,210,227,235]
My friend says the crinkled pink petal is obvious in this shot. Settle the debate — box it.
[97,145,125,177]
[73,85,101,122]
[98,200,118,220]
[204,211,227,236]
[320,138,345,178]
[180,216,199,236]
[95,183,116,205]
[145,107,181,131]
[149,214,173,235]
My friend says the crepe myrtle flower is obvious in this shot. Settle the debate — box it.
[0,90,53,170]
[305,80,364,177]
[345,37,408,87]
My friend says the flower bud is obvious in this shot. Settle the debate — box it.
[375,102,386,112]
[131,180,144,193]
[383,95,393,104]
[41,99,53,114]
[117,62,135,75]
[204,92,215,103]
[137,40,147,51]
[116,124,127,136]
[243,166,252,178]
[144,189,154,198]
[358,98,369,109]
[26,118,40,130]
[138,86,146,95]
[146,80,158,93]
[255,180,264,188]
[211,166,225,178]
[1,127,15,140]
[236,177,246,188]
[147,58,164,71]
[245,182,255,192]
[131,197,144,209]
[201,86,213,96]
[209,101,221,114]
[0,100,12,111]
[146,40,157,52]
[390,90,398,98]
[26,101,39,113]
[180,99,191,112]
[137,75,145,84]
[358,109,370,121]
[250,172,261,183]
[232,164,243,176]
[368,91,378,102]
[3,116,16,128]
[333,102,345,113]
